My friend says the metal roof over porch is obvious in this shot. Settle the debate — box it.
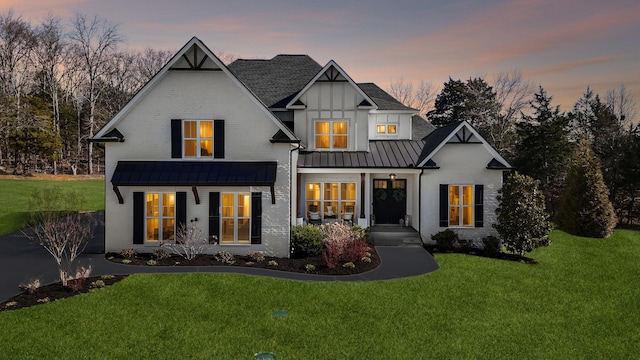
[298,140,424,168]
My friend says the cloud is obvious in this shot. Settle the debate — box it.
[526,55,623,77]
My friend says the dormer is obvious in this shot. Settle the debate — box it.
[287,61,377,151]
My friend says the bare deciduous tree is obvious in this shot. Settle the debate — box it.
[388,77,437,116]
[606,84,637,127]
[24,187,96,286]
[68,13,122,175]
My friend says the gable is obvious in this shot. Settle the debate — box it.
[416,121,511,169]
[286,60,377,110]
[93,37,297,142]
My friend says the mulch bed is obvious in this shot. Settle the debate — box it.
[1,275,128,312]
[104,249,380,275]
[1,249,380,312]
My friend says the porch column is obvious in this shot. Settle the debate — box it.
[360,173,365,218]
[297,173,302,218]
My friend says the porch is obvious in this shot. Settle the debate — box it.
[368,225,423,246]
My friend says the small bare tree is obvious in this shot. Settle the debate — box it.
[162,219,209,260]
[23,187,96,286]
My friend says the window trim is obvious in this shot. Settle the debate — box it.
[448,185,474,227]
[313,119,349,150]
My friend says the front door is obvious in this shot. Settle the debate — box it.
[373,179,406,224]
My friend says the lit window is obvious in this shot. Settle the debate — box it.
[314,120,348,149]
[449,185,473,227]
[377,125,386,134]
[306,182,356,221]
[221,193,251,244]
[184,120,213,158]
[388,124,397,134]
[146,193,175,242]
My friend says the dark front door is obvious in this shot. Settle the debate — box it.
[373,179,407,224]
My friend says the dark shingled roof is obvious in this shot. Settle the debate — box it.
[111,161,277,186]
[357,83,417,111]
[411,115,435,141]
[298,140,424,168]
[228,55,322,108]
[228,55,414,112]
[416,121,463,165]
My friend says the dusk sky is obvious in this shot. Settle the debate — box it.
[3,0,640,110]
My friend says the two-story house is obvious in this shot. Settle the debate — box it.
[93,37,511,257]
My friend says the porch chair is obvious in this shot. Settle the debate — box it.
[308,204,322,225]
[343,205,354,225]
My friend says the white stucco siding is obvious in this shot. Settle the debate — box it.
[420,143,503,244]
[102,70,293,257]
[293,82,370,151]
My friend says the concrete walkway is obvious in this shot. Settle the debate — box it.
[1,222,439,302]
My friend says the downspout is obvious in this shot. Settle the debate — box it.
[289,141,301,255]
[418,168,424,246]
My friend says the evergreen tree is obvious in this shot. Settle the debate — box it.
[494,172,552,257]
[557,140,617,238]
[427,78,467,127]
[514,86,571,215]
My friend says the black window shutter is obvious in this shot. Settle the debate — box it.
[474,185,484,228]
[439,184,449,227]
[171,119,182,158]
[176,192,187,232]
[251,192,262,244]
[209,192,220,242]
[214,119,225,159]
[133,192,144,244]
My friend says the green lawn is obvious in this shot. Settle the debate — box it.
[0,229,638,359]
[0,178,104,235]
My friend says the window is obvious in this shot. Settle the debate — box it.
[376,124,397,135]
[146,193,175,242]
[306,182,356,221]
[221,193,251,244]
[315,120,348,149]
[183,120,213,158]
[449,185,473,227]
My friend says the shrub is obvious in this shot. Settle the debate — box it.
[304,264,316,272]
[120,249,136,258]
[66,266,91,292]
[482,236,501,257]
[247,251,265,262]
[557,139,617,238]
[494,172,552,256]
[268,260,279,266]
[431,229,458,251]
[214,251,235,265]
[291,224,324,258]
[90,280,106,289]
[146,259,157,266]
[18,279,41,295]
[342,262,356,269]
[320,222,370,269]
[153,249,170,260]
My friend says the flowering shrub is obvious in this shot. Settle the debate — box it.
[320,223,370,269]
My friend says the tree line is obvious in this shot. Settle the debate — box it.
[390,75,639,226]
[0,10,176,175]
